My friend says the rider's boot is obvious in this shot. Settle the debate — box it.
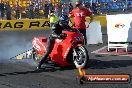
[36,63,42,70]
[36,52,48,70]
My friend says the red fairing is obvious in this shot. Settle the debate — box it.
[50,31,84,66]
[32,30,84,66]
[32,37,47,55]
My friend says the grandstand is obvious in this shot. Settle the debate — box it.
[82,0,132,14]
[0,0,61,7]
[0,0,132,19]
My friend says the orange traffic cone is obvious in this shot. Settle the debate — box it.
[78,68,86,76]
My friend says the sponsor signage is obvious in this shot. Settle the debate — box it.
[0,19,50,30]
[84,75,130,83]
[107,14,132,42]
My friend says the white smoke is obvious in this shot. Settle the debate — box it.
[0,30,50,60]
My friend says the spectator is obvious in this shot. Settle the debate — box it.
[61,8,67,15]
[47,0,53,11]
[0,2,5,20]
[34,2,39,18]
[96,1,101,14]
[91,3,97,14]
[54,3,59,16]
[104,2,109,14]
[58,3,62,17]
[28,2,34,19]
[44,1,50,18]
[122,2,127,12]
[14,2,21,19]
[62,3,69,14]
[5,2,12,20]
[69,0,93,45]
[69,2,73,12]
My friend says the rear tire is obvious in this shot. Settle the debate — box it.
[31,48,41,63]
[73,46,89,69]
[32,48,50,64]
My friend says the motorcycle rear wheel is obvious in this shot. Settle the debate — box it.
[31,48,51,64]
[31,48,42,63]
[73,46,89,69]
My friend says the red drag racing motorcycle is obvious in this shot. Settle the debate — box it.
[32,28,89,68]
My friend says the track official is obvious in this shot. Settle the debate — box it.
[69,0,93,45]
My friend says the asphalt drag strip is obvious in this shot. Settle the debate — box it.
[0,29,132,88]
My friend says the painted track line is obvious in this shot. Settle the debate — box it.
[91,46,132,57]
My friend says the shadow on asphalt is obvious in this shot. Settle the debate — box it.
[89,59,132,69]
[0,66,75,77]
[0,67,55,77]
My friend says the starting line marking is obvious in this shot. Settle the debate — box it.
[91,46,132,57]
[91,46,107,54]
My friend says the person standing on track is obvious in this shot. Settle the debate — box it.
[48,10,59,28]
[69,0,93,45]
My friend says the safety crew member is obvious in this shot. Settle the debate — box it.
[69,0,93,45]
[48,10,59,28]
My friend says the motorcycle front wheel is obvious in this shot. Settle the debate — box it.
[73,46,89,69]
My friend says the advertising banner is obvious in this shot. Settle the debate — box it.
[0,19,50,30]
[106,14,132,51]
[107,14,132,42]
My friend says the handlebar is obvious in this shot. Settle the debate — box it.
[63,28,80,33]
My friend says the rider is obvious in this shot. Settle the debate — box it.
[37,14,70,69]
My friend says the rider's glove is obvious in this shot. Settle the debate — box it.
[60,33,67,39]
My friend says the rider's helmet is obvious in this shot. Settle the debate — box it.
[59,14,69,26]
[59,14,69,22]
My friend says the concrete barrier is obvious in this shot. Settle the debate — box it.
[86,15,107,27]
